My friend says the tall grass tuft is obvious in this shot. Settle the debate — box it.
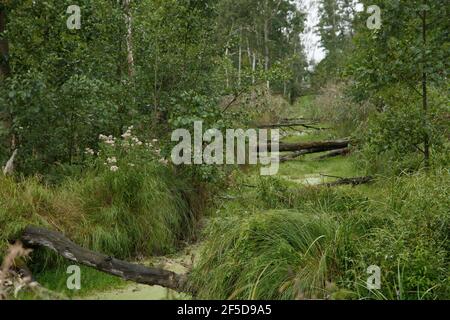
[0,161,197,265]
[190,210,342,299]
[191,170,449,300]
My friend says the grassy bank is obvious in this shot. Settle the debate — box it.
[0,161,200,279]
[190,96,449,300]
[190,170,449,300]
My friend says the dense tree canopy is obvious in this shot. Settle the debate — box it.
[0,0,309,176]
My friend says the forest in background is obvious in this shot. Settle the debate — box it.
[0,0,448,300]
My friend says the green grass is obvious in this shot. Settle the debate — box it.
[3,93,448,300]
[190,210,342,299]
[195,95,449,300]
[11,262,127,300]
[0,161,199,268]
[281,95,314,119]
[280,129,335,144]
[192,169,450,300]
[276,96,355,181]
[36,264,127,298]
[278,154,362,181]
[191,94,449,300]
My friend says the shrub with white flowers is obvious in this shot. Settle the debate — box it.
[85,126,169,173]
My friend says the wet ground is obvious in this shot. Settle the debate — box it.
[82,246,199,300]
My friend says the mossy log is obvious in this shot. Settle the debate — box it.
[262,139,351,153]
[20,226,189,293]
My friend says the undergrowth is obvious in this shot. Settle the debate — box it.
[0,161,199,266]
[191,170,449,300]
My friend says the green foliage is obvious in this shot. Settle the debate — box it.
[133,0,220,110]
[34,263,126,298]
[0,0,223,178]
[357,85,449,174]
[191,171,450,300]
[215,0,307,99]
[190,210,340,299]
[168,91,225,130]
[0,158,197,263]
[2,71,119,175]
[316,0,449,173]
[311,0,355,88]
[348,0,449,101]
[304,82,376,136]
[258,178,369,214]
[342,170,450,299]
[1,0,448,301]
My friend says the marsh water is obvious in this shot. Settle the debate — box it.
[83,247,196,300]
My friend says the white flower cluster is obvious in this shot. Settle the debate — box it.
[99,134,116,146]
[104,156,118,172]
[121,126,133,139]
[84,148,95,156]
[96,126,169,172]
[149,139,166,164]
[121,126,144,147]
[158,158,169,165]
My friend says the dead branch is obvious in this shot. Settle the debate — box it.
[316,148,350,160]
[280,147,331,162]
[258,121,328,130]
[20,226,189,293]
[321,176,374,187]
[265,139,351,153]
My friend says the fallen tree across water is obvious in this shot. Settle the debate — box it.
[258,121,328,131]
[316,147,350,160]
[321,175,374,187]
[280,147,329,162]
[280,146,352,163]
[264,139,351,153]
[20,226,189,293]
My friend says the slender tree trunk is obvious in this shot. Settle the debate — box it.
[246,37,251,65]
[422,1,430,168]
[0,7,15,151]
[252,52,256,84]
[238,28,242,87]
[253,24,259,85]
[123,0,134,78]
[225,47,230,89]
[116,0,135,133]
[154,38,159,108]
[0,8,10,79]
[263,0,271,89]
[264,17,270,90]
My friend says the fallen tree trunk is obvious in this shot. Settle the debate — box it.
[280,147,329,162]
[258,121,327,130]
[316,147,350,160]
[322,176,374,187]
[264,139,350,153]
[280,146,352,163]
[20,226,189,293]
[279,117,310,122]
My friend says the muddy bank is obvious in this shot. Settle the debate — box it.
[82,246,200,300]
